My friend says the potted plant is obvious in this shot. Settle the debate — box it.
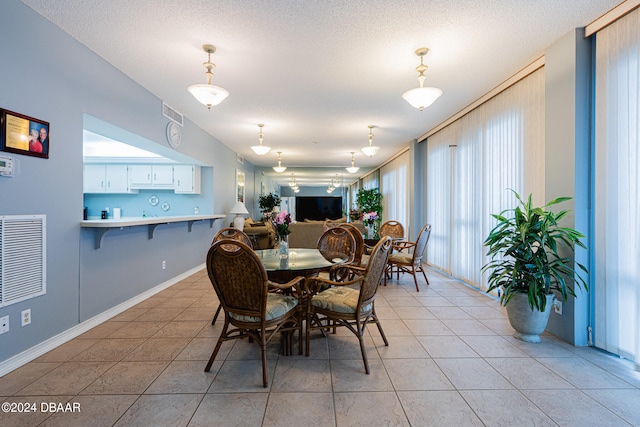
[482,191,588,343]
[356,188,383,237]
[258,192,281,220]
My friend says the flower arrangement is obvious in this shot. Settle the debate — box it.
[349,209,361,221]
[361,211,379,226]
[274,210,292,237]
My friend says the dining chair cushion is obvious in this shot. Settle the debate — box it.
[230,294,299,323]
[389,253,413,264]
[311,287,372,315]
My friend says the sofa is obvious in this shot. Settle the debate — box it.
[242,218,276,249]
[288,218,365,249]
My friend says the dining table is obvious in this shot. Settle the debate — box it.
[255,247,348,356]
[254,247,348,283]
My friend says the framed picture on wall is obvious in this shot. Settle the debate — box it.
[0,109,49,159]
[236,169,245,203]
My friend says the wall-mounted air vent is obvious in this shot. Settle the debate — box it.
[162,102,184,126]
[0,215,46,307]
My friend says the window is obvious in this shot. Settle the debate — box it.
[593,7,640,365]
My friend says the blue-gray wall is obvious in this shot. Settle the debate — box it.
[0,0,256,364]
[544,29,592,345]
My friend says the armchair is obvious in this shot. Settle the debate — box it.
[205,240,304,387]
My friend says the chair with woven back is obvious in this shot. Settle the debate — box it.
[205,239,304,387]
[338,223,365,268]
[316,226,356,282]
[305,237,393,373]
[210,227,253,325]
[379,220,405,240]
[385,224,432,291]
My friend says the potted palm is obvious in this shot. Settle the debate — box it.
[482,191,588,343]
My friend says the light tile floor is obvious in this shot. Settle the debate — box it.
[1,267,639,426]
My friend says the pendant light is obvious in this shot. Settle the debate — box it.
[188,44,229,110]
[361,125,380,157]
[346,152,359,173]
[402,47,442,111]
[272,152,287,173]
[251,124,271,155]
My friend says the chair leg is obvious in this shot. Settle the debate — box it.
[260,340,268,388]
[205,319,228,371]
[211,304,222,325]
[357,332,370,375]
[372,308,389,346]
[411,269,420,292]
[419,266,430,285]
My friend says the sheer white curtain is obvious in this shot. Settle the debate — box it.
[594,7,640,367]
[380,151,409,236]
[425,69,545,289]
[361,170,379,189]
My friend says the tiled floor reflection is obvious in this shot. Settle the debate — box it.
[1,267,639,426]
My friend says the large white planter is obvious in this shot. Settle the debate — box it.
[506,293,554,343]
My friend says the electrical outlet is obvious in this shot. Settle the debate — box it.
[162,260,166,270]
[21,309,31,326]
[0,315,9,334]
[553,299,562,315]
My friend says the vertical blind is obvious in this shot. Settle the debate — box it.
[380,151,409,236]
[424,69,545,290]
[594,6,640,366]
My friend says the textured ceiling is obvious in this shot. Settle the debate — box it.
[21,0,621,186]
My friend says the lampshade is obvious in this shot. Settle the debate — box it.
[229,201,249,215]
[250,124,271,155]
[273,151,287,173]
[361,125,380,158]
[346,151,360,173]
[188,44,229,110]
[402,47,442,111]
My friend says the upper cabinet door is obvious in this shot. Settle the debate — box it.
[105,165,129,193]
[129,165,152,186]
[152,165,174,186]
[83,164,106,193]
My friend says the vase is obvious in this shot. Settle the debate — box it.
[506,293,554,343]
[278,234,289,259]
[366,224,375,240]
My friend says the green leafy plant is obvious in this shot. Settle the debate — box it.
[356,188,383,218]
[258,192,281,213]
[482,191,588,312]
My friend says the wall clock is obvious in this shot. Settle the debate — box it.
[166,122,181,148]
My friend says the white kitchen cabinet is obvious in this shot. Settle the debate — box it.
[174,165,201,194]
[128,165,152,186]
[83,164,132,193]
[129,165,174,189]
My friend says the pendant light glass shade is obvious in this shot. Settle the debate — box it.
[250,124,271,155]
[188,44,229,110]
[402,47,442,111]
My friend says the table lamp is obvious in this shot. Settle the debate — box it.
[229,201,249,231]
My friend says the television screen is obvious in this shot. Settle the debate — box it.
[295,196,343,221]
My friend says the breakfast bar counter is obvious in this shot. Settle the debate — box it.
[81,214,226,249]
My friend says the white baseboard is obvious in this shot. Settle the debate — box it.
[0,264,205,377]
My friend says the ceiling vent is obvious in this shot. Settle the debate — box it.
[162,102,184,126]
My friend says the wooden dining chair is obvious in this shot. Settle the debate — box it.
[379,220,405,240]
[305,237,393,373]
[385,224,431,291]
[210,227,253,325]
[316,226,356,281]
[338,223,365,267]
[205,240,304,387]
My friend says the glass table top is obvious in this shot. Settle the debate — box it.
[255,248,347,271]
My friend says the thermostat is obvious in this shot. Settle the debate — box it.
[0,155,14,177]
